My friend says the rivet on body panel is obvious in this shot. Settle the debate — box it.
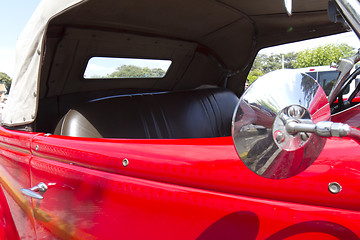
[122,158,129,167]
[35,145,39,151]
[328,182,342,194]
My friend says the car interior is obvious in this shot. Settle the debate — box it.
[33,0,348,138]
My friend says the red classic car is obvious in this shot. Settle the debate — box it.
[1,0,360,239]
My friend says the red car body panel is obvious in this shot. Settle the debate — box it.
[0,125,359,238]
[31,133,360,211]
[30,157,360,239]
[333,102,360,129]
[0,129,39,239]
[2,1,360,237]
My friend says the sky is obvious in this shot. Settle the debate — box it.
[0,0,41,77]
[260,31,360,55]
[1,0,360,78]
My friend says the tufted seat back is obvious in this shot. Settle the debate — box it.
[54,88,239,139]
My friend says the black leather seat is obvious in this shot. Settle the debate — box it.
[54,88,239,139]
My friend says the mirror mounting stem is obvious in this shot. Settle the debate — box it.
[286,120,351,138]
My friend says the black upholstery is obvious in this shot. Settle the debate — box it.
[54,88,239,139]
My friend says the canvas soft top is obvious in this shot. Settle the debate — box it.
[2,0,86,127]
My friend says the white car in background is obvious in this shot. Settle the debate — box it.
[300,65,359,99]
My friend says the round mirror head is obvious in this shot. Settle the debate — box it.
[232,70,330,179]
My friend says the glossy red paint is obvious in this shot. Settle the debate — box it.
[21,131,360,238]
[309,85,331,122]
[30,156,360,239]
[332,103,360,128]
[352,97,360,103]
[0,127,39,239]
[31,134,360,211]
[0,124,359,238]
[0,187,19,240]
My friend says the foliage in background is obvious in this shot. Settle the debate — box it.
[247,43,355,84]
[248,52,298,84]
[295,43,355,68]
[247,69,264,84]
[106,65,166,78]
[0,72,12,93]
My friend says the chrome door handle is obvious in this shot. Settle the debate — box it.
[21,182,48,200]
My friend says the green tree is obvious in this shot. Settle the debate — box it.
[0,72,12,93]
[151,68,166,77]
[261,54,282,73]
[251,52,298,73]
[251,54,268,71]
[248,52,297,83]
[247,43,355,84]
[107,65,144,78]
[107,65,166,78]
[295,43,355,68]
[283,52,298,69]
[247,69,264,84]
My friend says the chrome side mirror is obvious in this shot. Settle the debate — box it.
[232,70,330,179]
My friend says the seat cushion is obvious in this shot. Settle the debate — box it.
[55,88,239,139]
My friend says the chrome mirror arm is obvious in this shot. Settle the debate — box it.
[286,120,360,144]
[286,120,351,138]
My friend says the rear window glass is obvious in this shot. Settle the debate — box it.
[306,71,349,95]
[317,71,342,95]
[306,72,317,79]
[84,57,172,79]
[307,71,350,96]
